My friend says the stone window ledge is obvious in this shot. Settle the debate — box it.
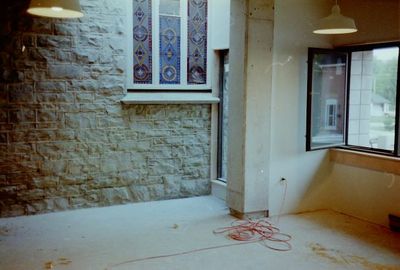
[121,92,220,104]
[330,148,400,175]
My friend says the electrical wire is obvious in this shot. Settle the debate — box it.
[213,218,292,252]
[106,241,259,270]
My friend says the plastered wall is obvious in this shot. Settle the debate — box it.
[269,0,333,216]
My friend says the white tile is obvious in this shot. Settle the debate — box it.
[348,134,359,145]
[352,51,363,60]
[360,90,372,105]
[351,60,362,75]
[349,90,361,105]
[359,119,370,133]
[349,105,360,120]
[362,75,373,90]
[362,60,373,75]
[350,75,361,90]
[359,134,371,147]
[360,105,371,119]
[348,119,360,134]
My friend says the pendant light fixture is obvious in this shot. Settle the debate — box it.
[313,0,357,34]
[27,0,84,18]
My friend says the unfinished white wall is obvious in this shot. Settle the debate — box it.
[327,164,400,227]
[210,0,230,50]
[326,0,400,227]
[269,0,334,216]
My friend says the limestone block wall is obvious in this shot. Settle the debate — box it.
[0,0,211,217]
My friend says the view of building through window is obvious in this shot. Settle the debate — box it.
[308,50,347,150]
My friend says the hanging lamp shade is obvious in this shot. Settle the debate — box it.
[27,0,84,18]
[313,4,357,34]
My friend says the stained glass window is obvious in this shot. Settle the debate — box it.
[160,0,181,84]
[187,0,207,84]
[132,0,208,87]
[133,0,152,84]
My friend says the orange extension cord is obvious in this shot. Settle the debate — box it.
[213,218,292,252]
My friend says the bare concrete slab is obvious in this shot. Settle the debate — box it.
[1,196,399,270]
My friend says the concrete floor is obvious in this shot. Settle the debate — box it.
[1,196,400,270]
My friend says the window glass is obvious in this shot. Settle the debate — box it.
[160,1,181,84]
[218,51,229,181]
[133,0,153,84]
[187,0,208,84]
[308,50,347,150]
[132,0,208,88]
[160,0,180,16]
[348,47,399,151]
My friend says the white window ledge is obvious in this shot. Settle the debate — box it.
[211,179,226,201]
[121,92,220,104]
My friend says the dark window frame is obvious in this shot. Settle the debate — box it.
[306,41,400,157]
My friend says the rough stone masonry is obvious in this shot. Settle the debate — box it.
[0,0,211,217]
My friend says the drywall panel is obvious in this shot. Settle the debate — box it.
[329,163,400,227]
[211,0,231,49]
[269,0,334,216]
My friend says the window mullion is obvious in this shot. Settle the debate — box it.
[394,46,400,156]
[181,0,188,86]
[153,0,160,85]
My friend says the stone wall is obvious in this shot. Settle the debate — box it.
[0,0,211,217]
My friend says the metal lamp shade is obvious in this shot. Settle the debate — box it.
[313,5,357,34]
[27,0,84,18]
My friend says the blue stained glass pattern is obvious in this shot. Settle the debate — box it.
[160,16,181,84]
[187,0,207,84]
[133,0,152,84]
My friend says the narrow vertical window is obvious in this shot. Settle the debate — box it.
[187,0,207,84]
[133,0,152,84]
[159,0,181,84]
[218,50,229,181]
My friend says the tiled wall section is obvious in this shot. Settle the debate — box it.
[0,0,211,217]
[348,51,373,147]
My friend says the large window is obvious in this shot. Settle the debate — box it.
[307,42,400,156]
[128,0,210,90]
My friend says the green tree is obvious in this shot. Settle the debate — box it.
[373,57,398,108]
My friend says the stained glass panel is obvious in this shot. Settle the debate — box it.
[160,16,181,84]
[133,0,152,84]
[187,0,207,84]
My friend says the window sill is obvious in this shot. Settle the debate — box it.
[330,148,400,175]
[211,179,226,201]
[121,92,220,104]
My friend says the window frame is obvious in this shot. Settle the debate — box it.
[306,41,400,157]
[126,0,212,91]
[306,47,349,151]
